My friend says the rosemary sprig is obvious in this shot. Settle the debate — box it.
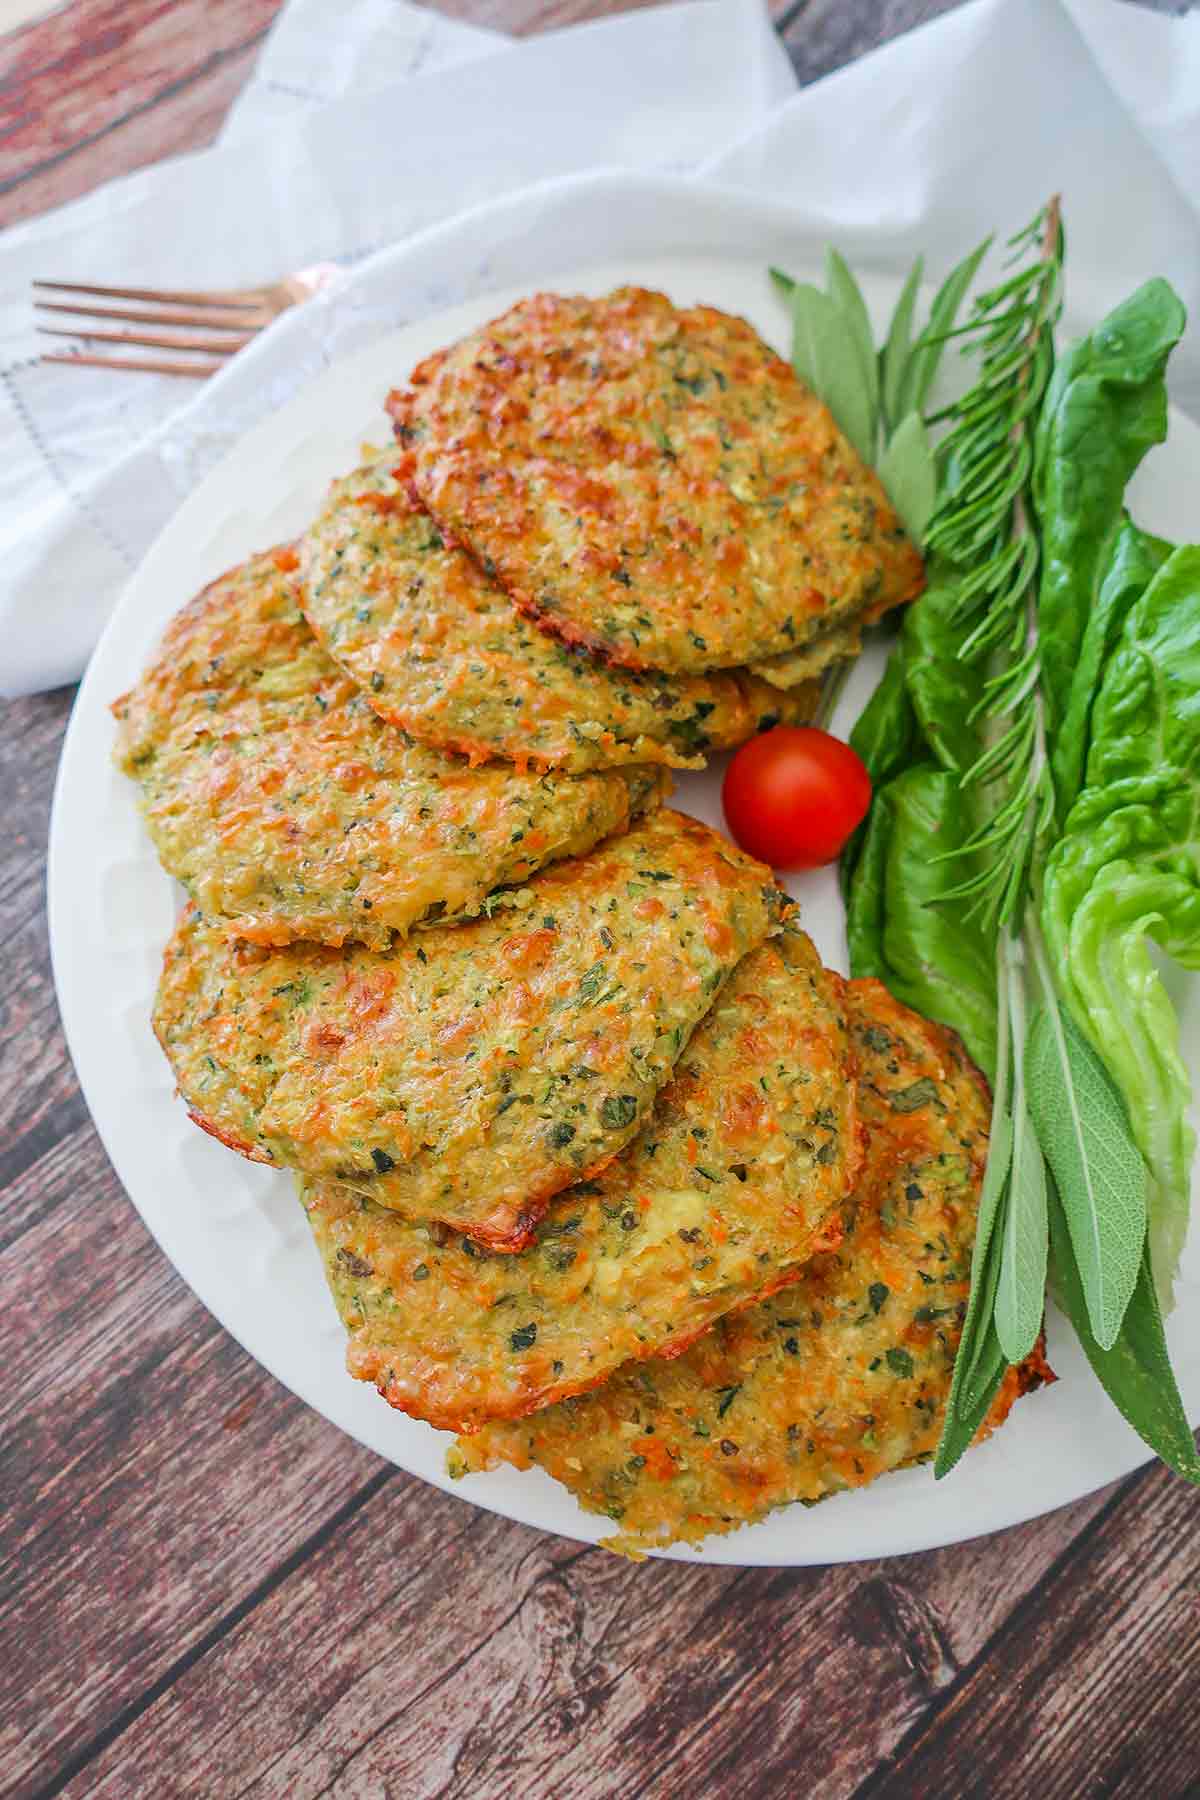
[923,200,1064,932]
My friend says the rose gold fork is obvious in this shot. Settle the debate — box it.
[34,263,340,377]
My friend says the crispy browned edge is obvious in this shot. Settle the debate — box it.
[382,374,927,677]
[374,1201,851,1434]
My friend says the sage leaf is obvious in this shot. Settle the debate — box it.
[995,1095,1048,1364]
[881,255,924,432]
[877,411,938,544]
[790,282,876,465]
[769,266,795,302]
[909,235,992,411]
[825,248,880,453]
[1048,1182,1200,1483]
[994,952,1048,1365]
[934,1315,1008,1480]
[959,1105,1013,1405]
[1025,1001,1147,1349]
[942,950,1016,1459]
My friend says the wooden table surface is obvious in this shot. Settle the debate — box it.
[3,2,1198,1796]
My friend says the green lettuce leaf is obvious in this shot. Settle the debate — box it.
[1034,278,1185,743]
[901,562,981,774]
[844,773,896,981]
[1051,519,1172,818]
[1043,833,1200,1305]
[1086,545,1200,786]
[841,646,920,899]
[1043,547,1200,1305]
[847,645,920,792]
[845,765,998,1077]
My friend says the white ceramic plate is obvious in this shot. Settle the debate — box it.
[49,202,1200,1565]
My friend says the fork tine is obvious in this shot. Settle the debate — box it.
[35,299,266,330]
[40,352,223,378]
[34,278,265,310]
[38,324,252,354]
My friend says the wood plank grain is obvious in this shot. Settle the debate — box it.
[0,36,267,226]
[777,0,1191,92]
[0,688,384,1798]
[0,0,804,228]
[0,1113,388,1799]
[0,690,83,1185]
[0,0,284,188]
[778,0,963,85]
[860,1462,1200,1800]
[58,1464,1111,1800]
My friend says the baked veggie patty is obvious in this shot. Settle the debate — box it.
[392,287,923,676]
[153,809,782,1249]
[300,453,819,770]
[301,921,862,1430]
[113,550,664,950]
[450,979,1049,1550]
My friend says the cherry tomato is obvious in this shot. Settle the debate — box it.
[722,726,872,870]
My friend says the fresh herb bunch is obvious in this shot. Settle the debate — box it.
[771,242,986,725]
[773,212,1200,1484]
[771,242,986,544]
[923,202,1062,933]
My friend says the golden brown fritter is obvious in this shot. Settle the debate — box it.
[113,549,664,950]
[450,980,1048,1551]
[391,288,923,676]
[301,921,862,1430]
[750,615,864,690]
[153,809,783,1249]
[300,454,821,770]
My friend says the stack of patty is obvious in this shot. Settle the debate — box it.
[115,286,1043,1557]
[386,287,924,684]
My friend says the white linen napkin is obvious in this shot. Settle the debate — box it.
[0,0,793,697]
[2,0,1198,699]
[217,0,504,144]
[713,0,1200,393]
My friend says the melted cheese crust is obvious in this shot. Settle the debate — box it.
[302,922,861,1430]
[114,550,663,949]
[301,454,819,769]
[451,981,1049,1549]
[153,809,782,1248]
[394,288,924,675]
